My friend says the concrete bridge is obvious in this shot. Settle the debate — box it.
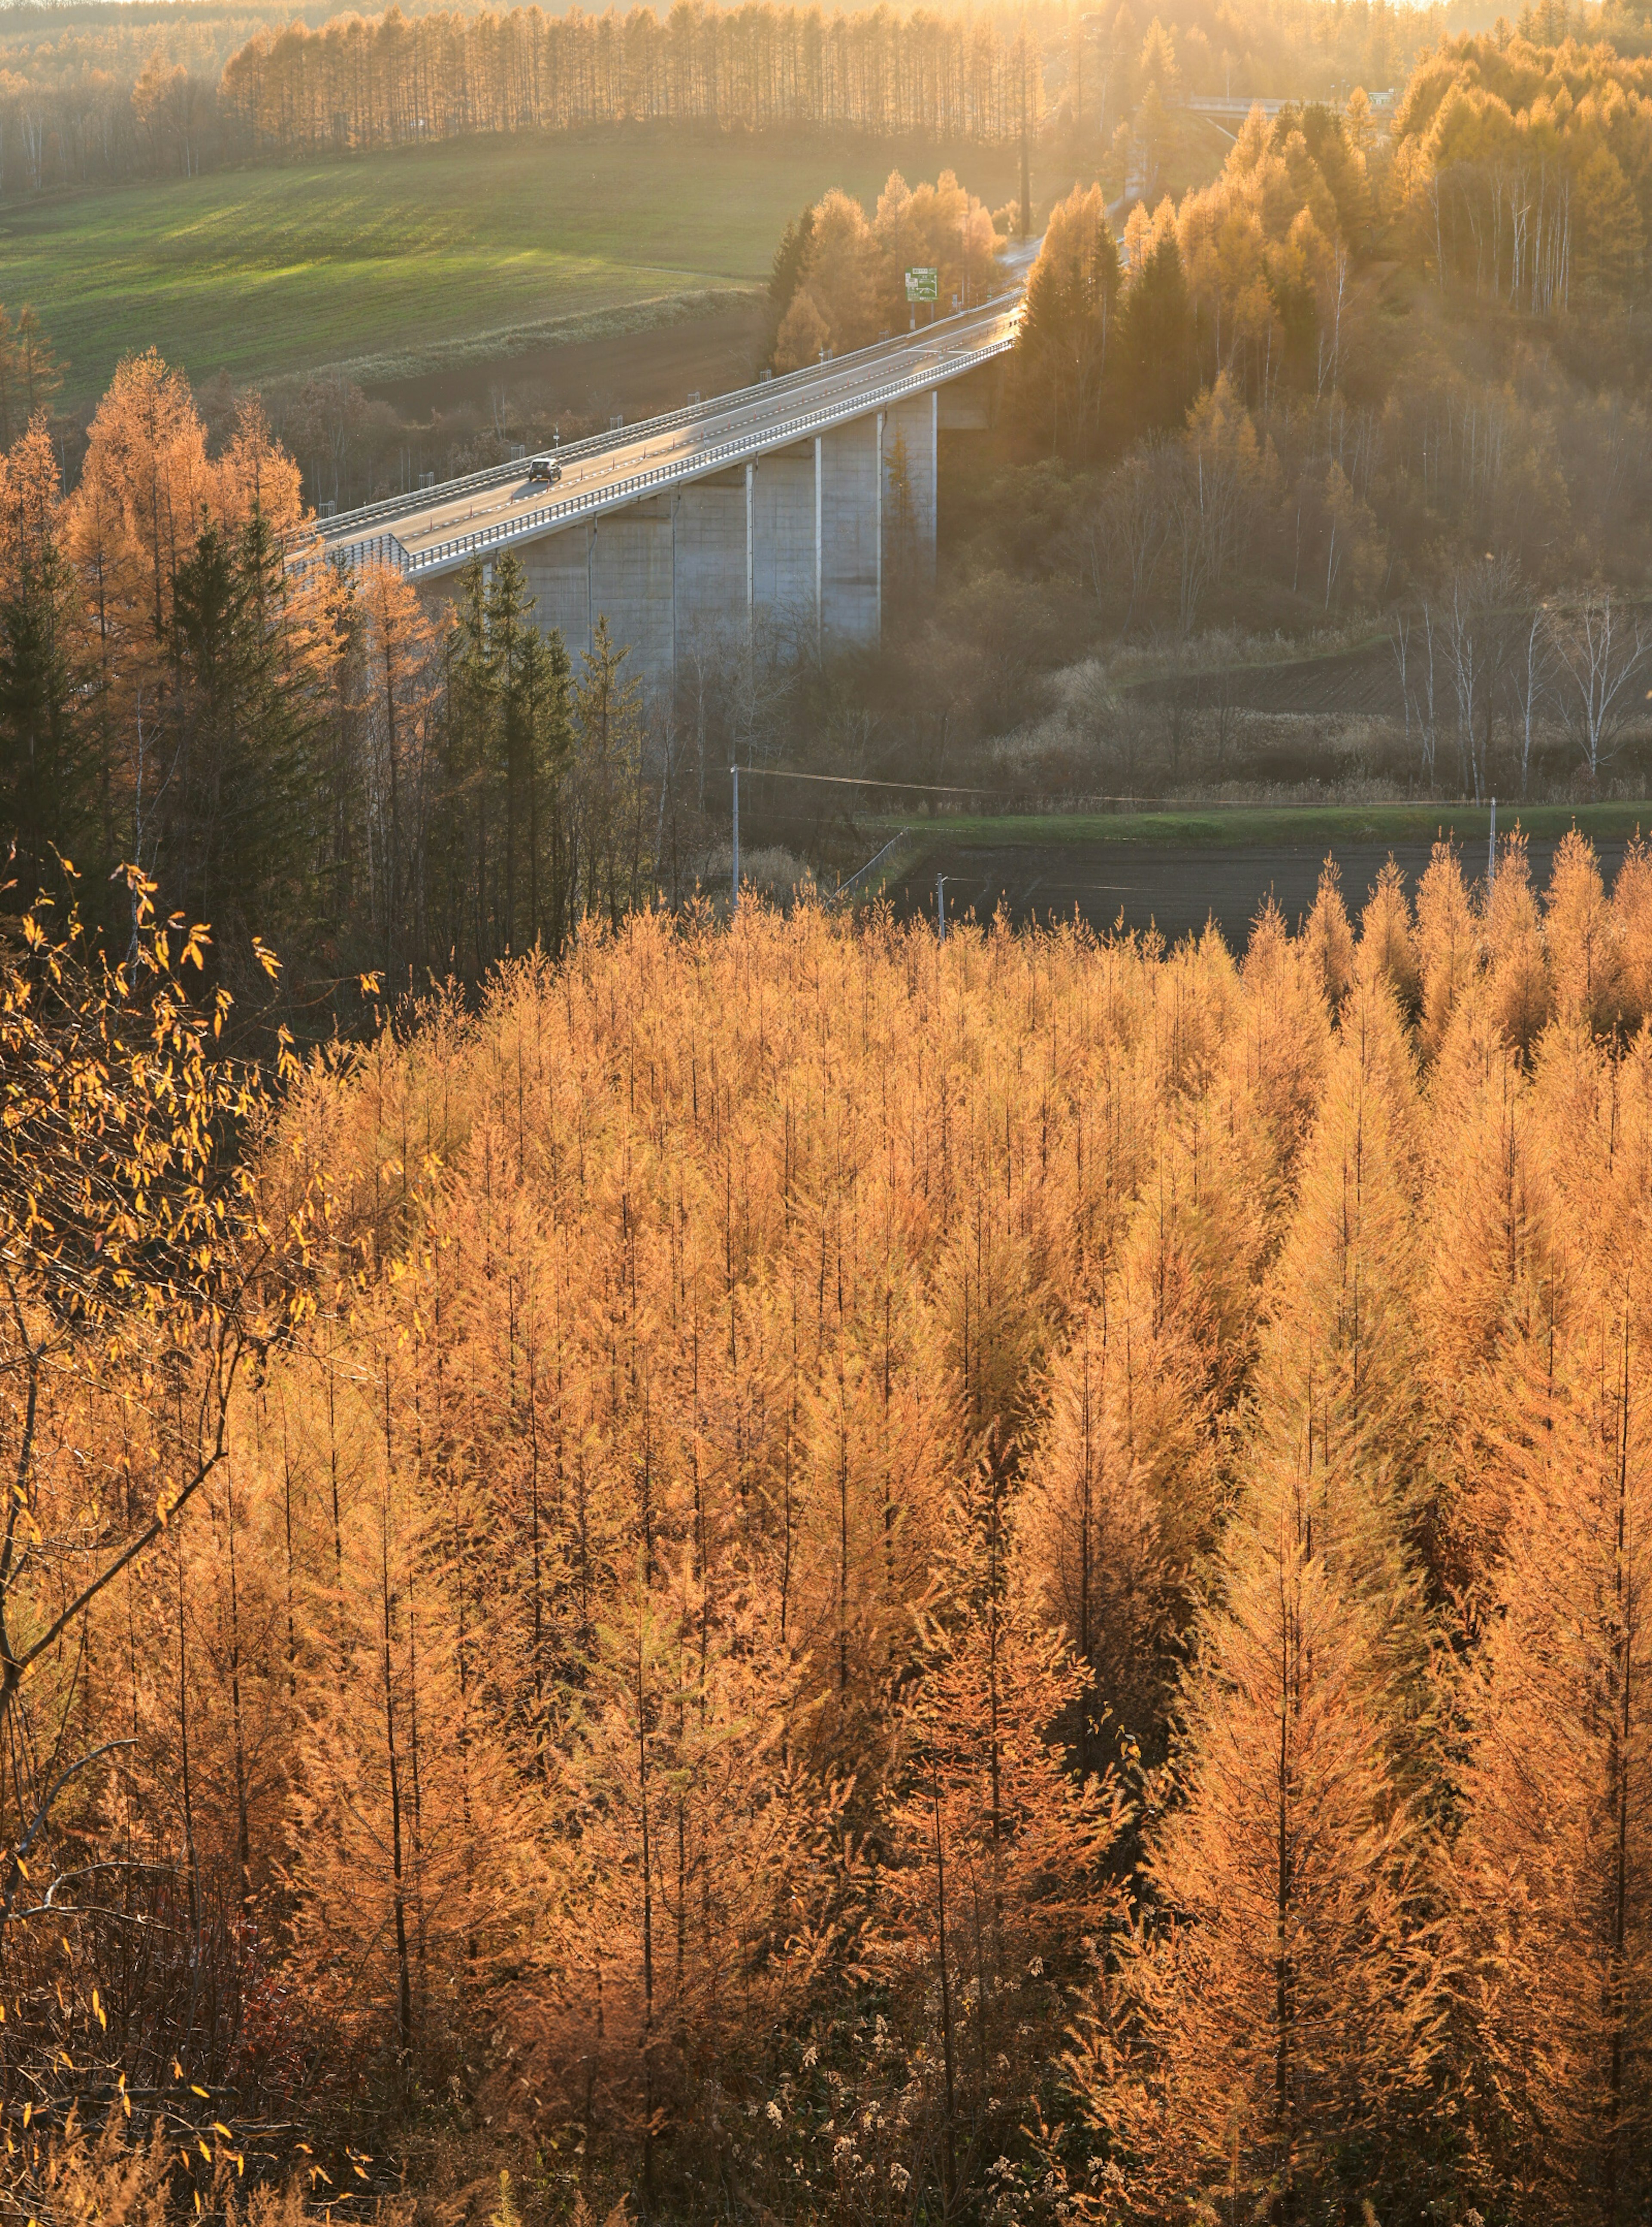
[314,295,1020,692]
[1183,94,1291,119]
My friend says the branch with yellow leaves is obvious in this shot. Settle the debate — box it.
[0,864,318,1932]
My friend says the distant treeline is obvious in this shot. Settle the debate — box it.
[0,0,1472,197]
[221,2,1047,150]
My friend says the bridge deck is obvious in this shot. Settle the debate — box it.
[317,296,1020,582]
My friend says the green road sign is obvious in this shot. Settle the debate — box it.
[904,266,939,302]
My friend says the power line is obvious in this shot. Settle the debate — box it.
[732,766,995,797]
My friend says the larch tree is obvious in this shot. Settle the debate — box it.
[1415,838,1479,1063]
[1088,1460,1446,2222]
[1301,856,1356,1013]
[1357,855,1421,1017]
[1450,1209,1652,2222]
[1546,829,1626,1039]
[1482,831,1553,1058]
[867,1494,1131,2207]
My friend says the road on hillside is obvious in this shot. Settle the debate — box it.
[888,835,1637,949]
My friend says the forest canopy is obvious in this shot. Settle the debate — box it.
[3,836,1652,2221]
[1391,28,1652,307]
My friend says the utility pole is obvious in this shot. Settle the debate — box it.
[1487,795,1497,896]
[936,873,947,941]
[731,765,741,915]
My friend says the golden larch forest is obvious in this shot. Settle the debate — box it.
[3,831,1650,2222]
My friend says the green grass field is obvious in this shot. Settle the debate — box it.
[8,126,1025,404]
[864,802,1652,850]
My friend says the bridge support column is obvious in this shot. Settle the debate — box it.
[745,462,754,640]
[883,393,938,591]
[817,413,880,649]
[666,468,748,678]
[670,490,678,697]
[875,410,884,644]
[751,443,815,646]
[519,529,595,663]
[931,389,939,585]
[814,435,823,653]
[585,501,675,679]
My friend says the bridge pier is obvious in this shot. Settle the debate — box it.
[750,443,816,645]
[523,506,679,675]
[881,391,938,589]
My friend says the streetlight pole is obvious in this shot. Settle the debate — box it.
[936,874,947,941]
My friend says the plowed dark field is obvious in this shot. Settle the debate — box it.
[888,831,1637,949]
[1128,641,1405,719]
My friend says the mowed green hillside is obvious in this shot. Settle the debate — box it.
[7,126,1025,404]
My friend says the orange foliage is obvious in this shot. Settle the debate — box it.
[12,830,1652,2220]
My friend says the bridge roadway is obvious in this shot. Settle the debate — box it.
[317,293,1020,588]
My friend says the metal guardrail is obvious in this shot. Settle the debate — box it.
[1184,94,1289,115]
[332,530,411,574]
[309,288,1024,551]
[333,324,1016,582]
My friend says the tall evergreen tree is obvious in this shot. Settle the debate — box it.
[0,418,94,899]
[164,505,320,987]
[573,615,650,927]
[763,205,817,366]
[1015,184,1121,458]
[1113,227,1199,439]
[490,552,574,955]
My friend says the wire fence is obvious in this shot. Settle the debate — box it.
[828,828,912,905]
[726,764,1532,816]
